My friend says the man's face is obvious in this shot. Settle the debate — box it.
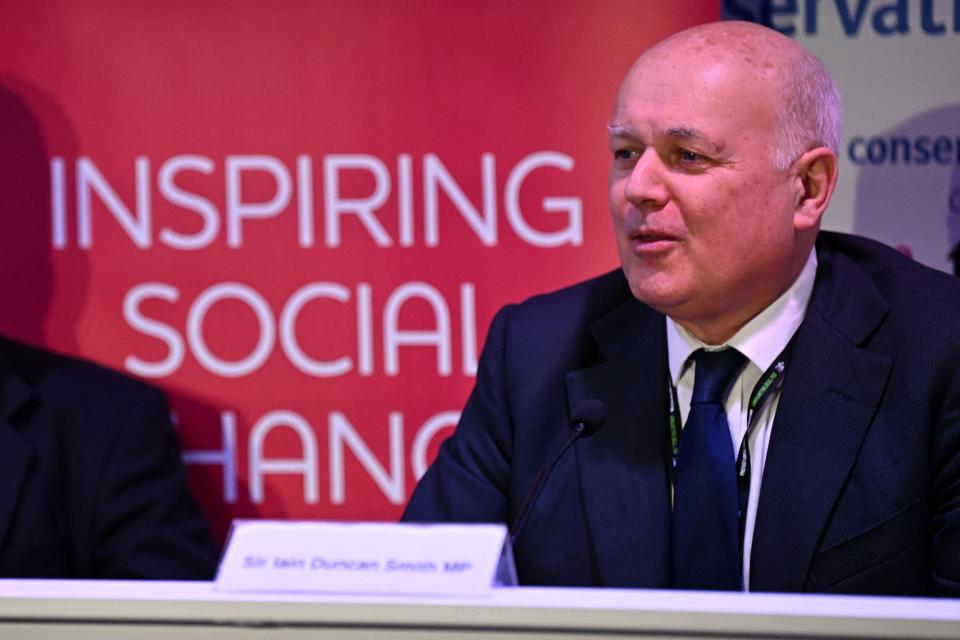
[608,42,802,341]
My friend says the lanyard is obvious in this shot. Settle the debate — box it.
[667,342,792,548]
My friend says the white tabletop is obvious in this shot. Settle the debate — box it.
[0,580,957,639]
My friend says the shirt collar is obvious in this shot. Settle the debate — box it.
[666,249,818,384]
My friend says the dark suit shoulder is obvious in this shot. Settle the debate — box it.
[818,232,960,344]
[820,231,960,299]
[514,269,631,313]
[503,269,633,335]
[490,270,632,364]
[0,336,169,464]
[0,336,218,580]
[0,336,164,410]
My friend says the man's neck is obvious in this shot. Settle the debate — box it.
[673,248,818,346]
[677,315,753,347]
[665,249,818,384]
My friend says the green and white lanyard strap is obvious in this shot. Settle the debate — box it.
[667,342,792,549]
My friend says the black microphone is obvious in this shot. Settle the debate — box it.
[568,399,607,438]
[509,399,608,543]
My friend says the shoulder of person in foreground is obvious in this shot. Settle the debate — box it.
[0,336,219,579]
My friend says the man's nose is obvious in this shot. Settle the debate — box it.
[623,149,668,210]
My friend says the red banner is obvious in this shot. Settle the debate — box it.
[0,0,718,539]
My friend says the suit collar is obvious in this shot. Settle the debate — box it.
[749,235,892,592]
[806,233,890,345]
[0,349,34,422]
[589,291,657,361]
[566,295,672,587]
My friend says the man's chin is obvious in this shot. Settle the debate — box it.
[625,278,691,316]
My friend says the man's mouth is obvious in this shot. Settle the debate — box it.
[629,229,680,253]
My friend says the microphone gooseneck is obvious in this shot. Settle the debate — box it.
[509,400,608,542]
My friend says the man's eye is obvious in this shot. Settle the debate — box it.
[678,149,703,163]
[613,148,639,161]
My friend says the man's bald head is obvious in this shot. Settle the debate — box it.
[608,20,841,343]
[623,21,840,172]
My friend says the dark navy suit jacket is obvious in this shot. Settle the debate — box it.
[403,232,960,596]
[0,337,219,578]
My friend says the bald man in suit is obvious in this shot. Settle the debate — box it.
[403,22,960,596]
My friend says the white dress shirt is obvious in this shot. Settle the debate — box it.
[665,249,818,590]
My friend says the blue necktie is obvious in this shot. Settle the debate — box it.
[671,347,747,590]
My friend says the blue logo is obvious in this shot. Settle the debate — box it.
[848,135,960,166]
[722,0,960,37]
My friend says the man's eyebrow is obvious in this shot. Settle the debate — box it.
[665,126,705,141]
[665,126,723,153]
[607,122,721,151]
[608,123,705,139]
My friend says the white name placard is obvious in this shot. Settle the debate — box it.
[214,521,517,596]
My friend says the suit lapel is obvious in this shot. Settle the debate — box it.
[750,241,892,592]
[566,298,671,587]
[0,360,37,548]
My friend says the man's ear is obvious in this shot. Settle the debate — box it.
[792,147,838,232]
